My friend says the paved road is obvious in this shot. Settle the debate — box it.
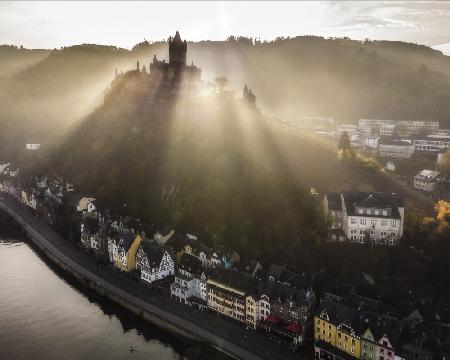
[0,196,311,360]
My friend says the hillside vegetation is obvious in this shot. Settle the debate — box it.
[2,36,450,158]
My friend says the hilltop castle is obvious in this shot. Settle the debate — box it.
[149,31,201,83]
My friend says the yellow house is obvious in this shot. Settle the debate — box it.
[315,310,336,346]
[314,300,362,359]
[115,232,142,272]
[335,322,361,358]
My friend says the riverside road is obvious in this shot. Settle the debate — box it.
[0,196,311,360]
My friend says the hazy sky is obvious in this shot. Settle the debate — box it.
[1,1,450,54]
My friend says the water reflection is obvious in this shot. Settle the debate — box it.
[0,234,229,360]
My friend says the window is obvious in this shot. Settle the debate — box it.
[352,339,355,345]
[375,210,379,215]
[371,219,377,226]
[383,210,387,216]
[358,209,363,214]
[360,218,367,225]
[360,230,365,234]
[367,209,372,215]
[351,218,357,224]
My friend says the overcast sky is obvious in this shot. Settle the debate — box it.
[1,1,450,54]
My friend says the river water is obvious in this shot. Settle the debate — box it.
[0,229,230,360]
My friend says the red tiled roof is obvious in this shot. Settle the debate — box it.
[266,314,281,324]
[286,322,302,334]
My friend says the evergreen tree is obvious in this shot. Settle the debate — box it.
[338,131,351,156]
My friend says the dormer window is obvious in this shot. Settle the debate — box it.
[383,210,387,216]
[358,209,363,214]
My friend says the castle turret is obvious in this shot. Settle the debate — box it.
[168,31,187,69]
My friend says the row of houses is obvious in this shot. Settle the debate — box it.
[314,293,449,360]
[2,167,448,356]
[75,196,316,348]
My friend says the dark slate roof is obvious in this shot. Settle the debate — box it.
[317,300,366,335]
[119,231,137,252]
[325,192,342,211]
[179,253,203,276]
[82,217,100,233]
[342,191,403,219]
[267,264,285,282]
[209,267,254,293]
[273,283,308,306]
[140,241,164,267]
[379,138,413,146]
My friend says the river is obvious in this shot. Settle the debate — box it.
[0,225,230,360]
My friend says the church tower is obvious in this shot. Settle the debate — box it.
[168,31,187,69]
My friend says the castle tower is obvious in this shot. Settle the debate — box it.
[168,31,187,69]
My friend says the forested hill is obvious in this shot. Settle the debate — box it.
[52,85,330,262]
[2,36,450,157]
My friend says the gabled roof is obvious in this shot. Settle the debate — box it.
[118,231,137,252]
[139,241,168,268]
[209,267,254,294]
[342,191,403,219]
[325,192,342,211]
[354,193,392,209]
[179,253,203,276]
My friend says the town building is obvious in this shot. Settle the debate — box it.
[109,231,142,272]
[408,136,450,152]
[324,192,405,245]
[137,241,175,284]
[299,116,334,131]
[378,138,414,159]
[359,119,439,136]
[170,253,207,306]
[413,170,441,192]
[76,197,96,213]
[207,268,254,324]
[26,143,41,151]
[363,136,380,150]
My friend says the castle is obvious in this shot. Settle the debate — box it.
[110,31,256,106]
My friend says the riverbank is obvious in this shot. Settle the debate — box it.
[0,196,309,360]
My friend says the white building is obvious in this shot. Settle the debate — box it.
[379,138,414,159]
[76,197,96,212]
[386,162,396,172]
[414,170,441,192]
[300,116,334,130]
[137,242,175,284]
[363,136,381,149]
[26,144,41,151]
[359,119,439,136]
[0,162,11,174]
[324,192,405,246]
[170,253,207,305]
[409,136,450,152]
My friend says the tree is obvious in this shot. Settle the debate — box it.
[438,149,450,176]
[338,131,351,156]
[214,76,229,92]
